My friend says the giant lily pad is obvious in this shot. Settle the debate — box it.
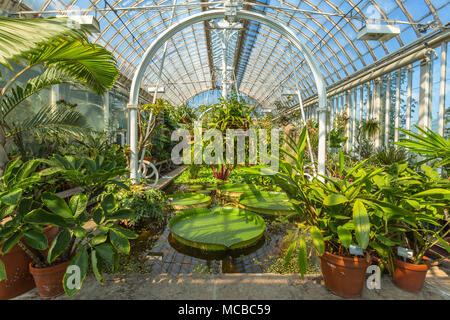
[167,193,211,211]
[217,183,262,200]
[238,191,295,215]
[168,207,265,251]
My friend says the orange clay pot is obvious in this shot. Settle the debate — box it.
[319,251,371,298]
[393,257,431,293]
[29,260,69,298]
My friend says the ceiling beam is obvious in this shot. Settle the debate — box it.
[200,0,217,90]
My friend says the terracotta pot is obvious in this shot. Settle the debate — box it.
[29,261,69,298]
[0,242,35,300]
[319,251,371,298]
[393,257,430,293]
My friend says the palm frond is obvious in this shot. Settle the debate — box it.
[0,17,87,70]
[395,126,450,167]
[6,104,91,139]
[25,38,118,94]
[1,68,82,119]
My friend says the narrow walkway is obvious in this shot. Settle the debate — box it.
[15,267,450,300]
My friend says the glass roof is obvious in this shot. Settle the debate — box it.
[17,0,449,107]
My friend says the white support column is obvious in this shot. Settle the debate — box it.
[419,57,431,129]
[438,42,447,137]
[374,78,381,148]
[345,90,351,152]
[51,85,60,109]
[351,88,357,151]
[385,75,391,146]
[127,104,139,182]
[340,93,344,116]
[367,81,372,119]
[221,30,228,99]
[103,91,110,139]
[406,66,413,137]
[359,85,363,125]
[394,70,401,142]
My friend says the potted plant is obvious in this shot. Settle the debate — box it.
[0,158,58,299]
[270,128,392,297]
[373,162,450,292]
[1,191,137,298]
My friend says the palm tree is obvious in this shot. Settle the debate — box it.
[0,17,119,169]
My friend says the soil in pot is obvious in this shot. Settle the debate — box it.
[29,260,69,298]
[319,251,371,298]
[0,242,35,300]
[392,257,431,293]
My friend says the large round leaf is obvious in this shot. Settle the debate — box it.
[169,207,265,251]
[238,191,295,215]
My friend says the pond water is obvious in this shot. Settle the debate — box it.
[139,183,289,274]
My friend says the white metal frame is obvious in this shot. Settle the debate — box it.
[127,8,327,183]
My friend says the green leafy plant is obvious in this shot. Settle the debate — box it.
[396,126,450,170]
[0,17,118,169]
[372,146,409,166]
[372,163,450,268]
[106,184,166,227]
[41,154,129,197]
[0,191,137,296]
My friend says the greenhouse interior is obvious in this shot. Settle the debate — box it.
[0,0,449,303]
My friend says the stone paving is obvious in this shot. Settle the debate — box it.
[15,266,450,300]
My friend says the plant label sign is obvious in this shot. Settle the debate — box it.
[397,247,414,259]
[349,244,364,256]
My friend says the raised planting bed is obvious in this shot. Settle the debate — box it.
[217,183,262,201]
[168,207,265,251]
[166,193,211,211]
[238,191,296,215]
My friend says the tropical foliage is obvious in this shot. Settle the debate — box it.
[0,17,118,170]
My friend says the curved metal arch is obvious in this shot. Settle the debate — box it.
[128,9,327,183]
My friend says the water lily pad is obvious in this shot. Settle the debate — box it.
[217,183,262,200]
[167,193,211,211]
[168,207,265,251]
[238,191,295,215]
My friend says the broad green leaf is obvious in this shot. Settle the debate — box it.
[109,229,130,254]
[337,226,352,248]
[323,194,348,206]
[73,226,87,238]
[24,208,67,227]
[412,189,450,198]
[110,225,138,239]
[92,207,104,225]
[91,234,107,246]
[69,193,87,217]
[375,234,400,247]
[338,150,344,174]
[101,194,116,213]
[284,240,297,268]
[63,248,89,297]
[298,236,308,279]
[24,229,48,251]
[0,260,6,281]
[91,249,104,285]
[47,229,71,264]
[353,199,370,249]
[1,231,23,255]
[106,209,133,221]
[0,189,23,206]
[95,243,115,265]
[437,236,450,253]
[311,226,325,255]
[41,192,73,219]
